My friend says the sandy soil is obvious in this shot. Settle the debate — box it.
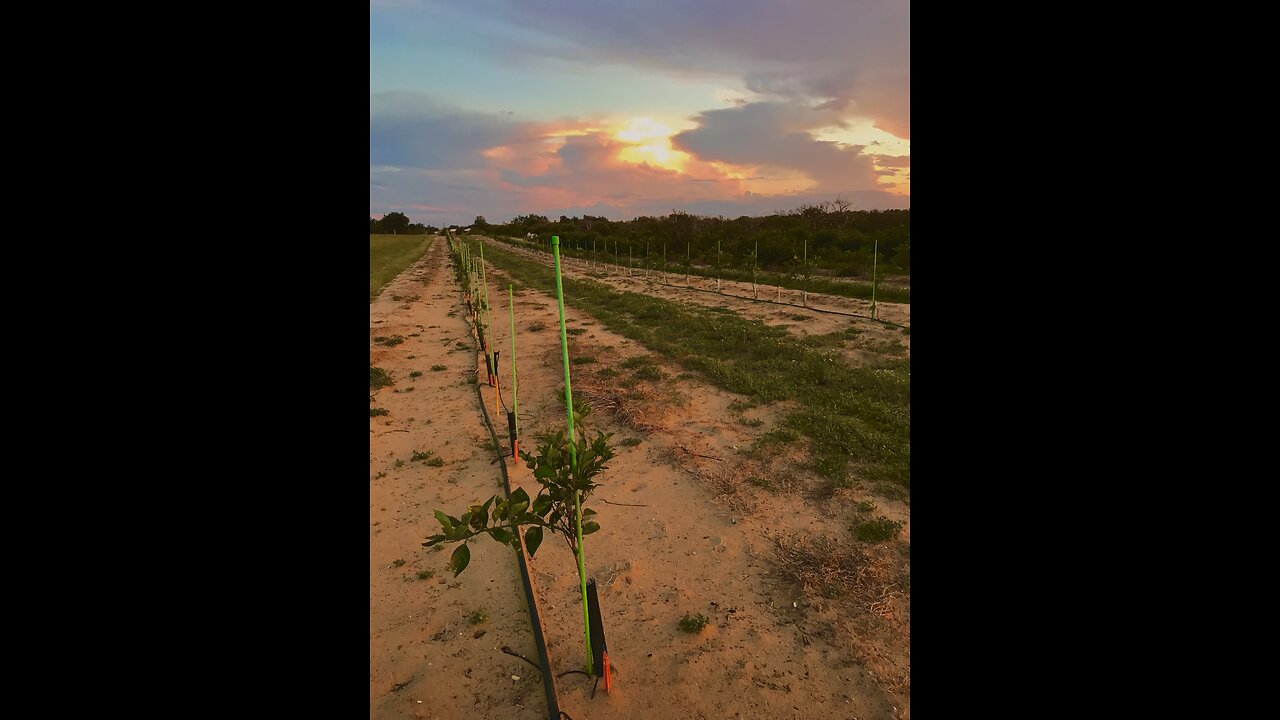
[370,238,548,720]
[371,236,910,720]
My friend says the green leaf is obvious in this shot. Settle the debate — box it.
[532,495,553,517]
[489,527,513,545]
[582,507,597,517]
[510,487,530,516]
[525,526,543,556]
[582,521,600,535]
[449,544,471,576]
[434,510,453,531]
[459,511,473,530]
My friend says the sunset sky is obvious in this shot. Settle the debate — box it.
[370,0,909,226]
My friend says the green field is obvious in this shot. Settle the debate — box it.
[370,234,434,300]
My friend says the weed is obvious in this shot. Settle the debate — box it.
[374,335,405,347]
[468,608,488,625]
[821,585,844,598]
[678,613,710,633]
[747,476,776,491]
[411,450,435,462]
[417,570,434,580]
[527,321,546,332]
[392,559,406,567]
[370,365,394,389]
[370,407,389,417]
[901,326,911,335]
[621,437,641,446]
[856,500,877,513]
[567,328,586,336]
[572,356,597,365]
[432,364,446,371]
[599,368,618,378]
[393,459,405,469]
[633,365,662,381]
[855,516,903,543]
[621,356,654,369]
[375,471,387,479]
[410,371,423,378]
[426,456,445,467]
[738,417,764,428]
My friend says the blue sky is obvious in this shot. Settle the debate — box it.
[371,0,909,226]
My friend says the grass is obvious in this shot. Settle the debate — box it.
[374,335,405,347]
[747,476,776,491]
[411,450,435,462]
[856,500,877,513]
[738,417,764,427]
[371,234,433,300]
[633,365,662,381]
[426,456,445,467]
[855,516,903,543]
[370,365,394,389]
[467,608,488,625]
[409,371,423,378]
[392,559,406,567]
[393,459,405,469]
[566,327,586,336]
[431,364,446,371]
[370,407,389,417]
[527,321,547,332]
[678,613,710,633]
[462,239,910,489]
[599,368,618,378]
[621,356,654,369]
[621,437,641,446]
[417,570,434,580]
[571,356,597,365]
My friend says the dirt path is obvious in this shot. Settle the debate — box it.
[485,238,910,368]
[370,238,548,720]
[472,256,908,719]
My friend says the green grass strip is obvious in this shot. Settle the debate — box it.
[370,234,433,301]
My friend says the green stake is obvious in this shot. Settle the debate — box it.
[480,240,491,343]
[552,236,592,676]
[871,237,878,320]
[509,284,518,447]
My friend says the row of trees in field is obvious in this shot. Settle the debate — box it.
[369,212,437,235]
[477,202,909,278]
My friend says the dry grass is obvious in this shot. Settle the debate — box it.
[555,345,679,433]
[772,532,910,699]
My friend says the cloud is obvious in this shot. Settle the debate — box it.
[873,155,910,168]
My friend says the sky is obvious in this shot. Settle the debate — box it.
[370,0,909,227]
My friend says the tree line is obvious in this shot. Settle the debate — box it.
[369,212,437,235]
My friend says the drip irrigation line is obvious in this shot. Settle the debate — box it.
[651,280,909,328]
[460,261,564,720]
[600,498,649,507]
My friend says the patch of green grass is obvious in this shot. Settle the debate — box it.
[411,450,435,462]
[370,407,389,417]
[392,559,406,567]
[370,365,394,389]
[566,327,586,336]
[621,437,641,446]
[633,365,662,381]
[821,585,844,599]
[417,570,434,580]
[373,335,406,347]
[855,516,903,543]
[426,456,445,467]
[599,368,618,378]
[409,371,423,378]
[527,321,546,332]
[727,399,758,412]
[856,500,877,513]
[621,355,654,369]
[431,364,447,371]
[875,483,909,503]
[468,608,488,625]
[678,613,710,633]
[571,356,597,365]
[370,234,432,300]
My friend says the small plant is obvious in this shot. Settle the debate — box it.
[738,417,764,428]
[468,608,488,625]
[571,356,597,365]
[374,335,406,347]
[855,516,903,543]
[393,459,405,469]
[633,365,662,381]
[566,327,586,336]
[527,321,546,332]
[426,456,445,467]
[417,570,434,580]
[599,368,618,378]
[431,365,447,371]
[747,476,776,491]
[370,365,394,389]
[678,613,710,633]
[621,356,653,369]
[410,371,423,378]
[821,585,844,599]
[392,559,406,567]
[901,326,910,335]
[375,471,387,479]
[411,450,436,462]
[856,500,877,513]
[370,407,389,417]
[621,437,641,446]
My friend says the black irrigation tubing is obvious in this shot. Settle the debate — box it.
[453,253,565,720]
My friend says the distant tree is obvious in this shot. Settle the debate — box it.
[370,216,381,234]
[474,216,488,228]
[380,211,410,234]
